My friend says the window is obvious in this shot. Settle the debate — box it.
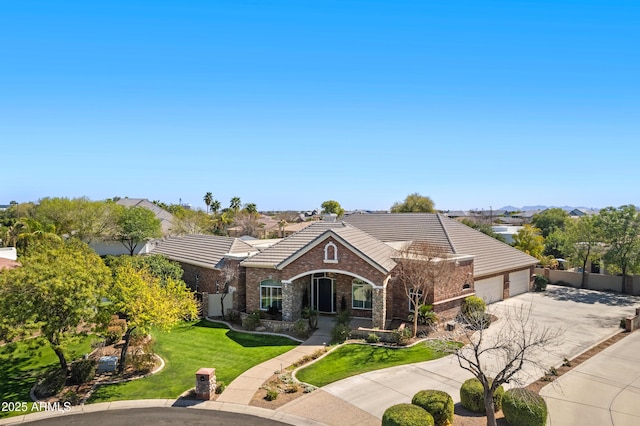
[352,279,372,310]
[260,279,282,311]
[408,288,424,311]
[324,241,338,263]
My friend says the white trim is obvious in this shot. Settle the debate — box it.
[282,268,384,289]
[323,241,338,263]
[352,279,373,310]
[277,231,391,275]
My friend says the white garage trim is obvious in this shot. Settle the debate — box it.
[509,269,530,297]
[474,276,503,304]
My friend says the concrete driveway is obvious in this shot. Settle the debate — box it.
[541,330,640,426]
[282,286,640,421]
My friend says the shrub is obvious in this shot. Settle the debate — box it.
[293,318,310,337]
[502,388,548,426]
[242,311,262,331]
[215,381,226,394]
[70,359,97,385]
[226,310,241,323]
[392,326,412,346]
[285,383,299,393]
[104,315,127,345]
[459,378,504,413]
[366,333,381,344]
[60,390,80,406]
[462,296,486,316]
[534,275,549,292]
[411,390,454,426]
[409,305,439,326]
[34,368,67,398]
[265,388,278,401]
[382,403,434,426]
[127,353,156,374]
[331,323,351,344]
[335,309,352,326]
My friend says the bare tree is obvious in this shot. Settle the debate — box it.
[218,263,237,321]
[439,304,562,426]
[394,241,455,338]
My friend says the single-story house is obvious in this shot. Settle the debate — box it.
[151,213,538,328]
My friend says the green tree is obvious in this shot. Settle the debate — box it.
[561,216,602,288]
[531,208,568,238]
[203,192,213,214]
[116,206,162,255]
[172,208,212,235]
[320,200,345,217]
[108,258,198,373]
[230,197,242,215]
[210,200,221,215]
[460,219,506,243]
[390,193,435,213]
[244,203,258,215]
[598,205,640,292]
[0,239,111,371]
[513,225,545,259]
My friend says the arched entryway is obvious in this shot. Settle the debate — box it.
[311,272,335,313]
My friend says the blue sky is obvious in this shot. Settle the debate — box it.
[2,1,638,211]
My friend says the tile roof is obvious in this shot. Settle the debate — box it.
[241,221,397,273]
[150,234,256,268]
[344,213,538,278]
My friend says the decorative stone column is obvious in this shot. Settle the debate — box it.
[195,368,216,400]
[281,281,293,322]
[372,287,386,329]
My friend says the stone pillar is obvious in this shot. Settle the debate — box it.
[372,287,386,329]
[281,281,293,322]
[195,368,216,400]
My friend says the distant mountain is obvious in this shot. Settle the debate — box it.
[498,205,596,212]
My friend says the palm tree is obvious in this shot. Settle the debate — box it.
[244,203,258,215]
[230,197,241,215]
[211,200,221,215]
[203,192,213,214]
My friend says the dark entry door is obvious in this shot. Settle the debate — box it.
[317,278,333,313]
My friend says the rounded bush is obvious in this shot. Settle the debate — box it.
[460,378,504,414]
[502,388,548,426]
[412,390,454,426]
[462,296,486,316]
[70,359,96,385]
[382,403,434,426]
[34,368,67,398]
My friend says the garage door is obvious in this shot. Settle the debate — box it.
[509,270,530,297]
[474,276,503,303]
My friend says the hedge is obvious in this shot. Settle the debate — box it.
[460,378,504,413]
[382,403,434,426]
[412,389,454,426]
[502,388,548,426]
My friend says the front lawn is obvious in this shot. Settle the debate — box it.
[296,341,458,387]
[89,320,298,402]
[0,335,96,418]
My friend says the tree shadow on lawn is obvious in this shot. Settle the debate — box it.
[191,320,298,348]
[543,286,639,307]
[0,344,49,417]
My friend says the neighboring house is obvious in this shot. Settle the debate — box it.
[150,234,258,314]
[568,208,599,218]
[90,198,174,256]
[0,247,19,270]
[116,198,174,235]
[491,225,523,244]
[152,213,537,328]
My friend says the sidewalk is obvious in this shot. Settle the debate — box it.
[215,316,332,405]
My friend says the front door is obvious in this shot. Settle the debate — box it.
[312,274,335,313]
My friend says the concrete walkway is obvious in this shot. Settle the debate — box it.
[216,316,333,405]
[541,330,640,426]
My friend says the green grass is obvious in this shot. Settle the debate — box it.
[0,335,97,418]
[89,320,298,402]
[296,341,459,387]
